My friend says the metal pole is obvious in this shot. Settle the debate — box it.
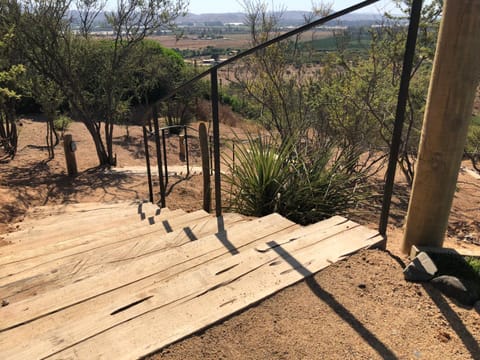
[211,69,222,217]
[142,126,154,203]
[152,106,166,208]
[378,0,423,245]
[210,135,214,176]
[184,126,190,177]
[162,128,168,186]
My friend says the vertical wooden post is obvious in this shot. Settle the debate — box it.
[402,0,480,253]
[179,134,186,161]
[63,134,78,177]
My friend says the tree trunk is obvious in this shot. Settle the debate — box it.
[82,119,110,166]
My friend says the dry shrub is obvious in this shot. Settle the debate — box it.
[194,99,241,127]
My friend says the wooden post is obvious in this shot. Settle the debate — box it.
[402,0,480,253]
[199,123,211,213]
[179,134,186,161]
[63,134,78,177]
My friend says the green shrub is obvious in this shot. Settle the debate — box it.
[53,115,72,132]
[223,134,368,225]
[466,256,480,275]
[223,134,292,217]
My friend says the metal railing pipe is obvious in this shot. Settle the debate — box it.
[162,128,168,186]
[184,126,190,177]
[152,106,167,208]
[211,69,222,217]
[142,126,154,203]
[379,0,423,243]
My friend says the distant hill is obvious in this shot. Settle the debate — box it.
[68,10,384,29]
[177,11,384,27]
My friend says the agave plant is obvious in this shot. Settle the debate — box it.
[223,133,369,225]
[223,134,293,217]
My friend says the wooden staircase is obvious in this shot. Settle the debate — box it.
[0,201,383,359]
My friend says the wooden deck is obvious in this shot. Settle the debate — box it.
[0,202,383,359]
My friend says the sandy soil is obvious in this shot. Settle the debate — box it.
[0,117,479,359]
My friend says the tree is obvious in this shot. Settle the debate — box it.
[8,0,188,166]
[327,0,442,184]
[0,3,25,160]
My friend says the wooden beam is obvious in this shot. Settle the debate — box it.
[402,0,480,253]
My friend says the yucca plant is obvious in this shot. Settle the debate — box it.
[223,133,368,224]
[278,150,366,225]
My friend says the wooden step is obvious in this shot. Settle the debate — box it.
[5,205,177,244]
[0,216,382,359]
[0,213,297,330]
[0,208,186,258]
[17,202,167,229]
[24,201,151,218]
[3,208,183,248]
[0,209,213,284]
[0,212,246,304]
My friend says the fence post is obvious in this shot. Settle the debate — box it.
[211,68,222,217]
[378,0,422,247]
[63,134,78,177]
[179,134,186,161]
[402,0,480,253]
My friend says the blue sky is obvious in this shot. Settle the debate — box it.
[187,0,397,14]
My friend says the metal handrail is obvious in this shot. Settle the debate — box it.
[152,0,381,105]
[143,0,423,248]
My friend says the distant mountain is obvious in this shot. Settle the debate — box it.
[177,11,384,27]
[67,10,384,29]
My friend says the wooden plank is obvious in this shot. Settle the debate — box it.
[0,216,350,353]
[4,205,175,243]
[0,221,380,359]
[0,210,188,265]
[0,208,185,261]
[0,213,246,302]
[18,202,167,229]
[0,211,214,302]
[0,214,302,332]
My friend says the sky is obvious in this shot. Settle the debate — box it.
[187,0,397,14]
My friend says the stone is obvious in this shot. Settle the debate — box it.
[474,300,480,312]
[431,275,480,306]
[404,252,438,282]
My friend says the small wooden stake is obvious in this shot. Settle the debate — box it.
[199,123,211,213]
[402,0,480,253]
[63,134,78,177]
[179,134,186,161]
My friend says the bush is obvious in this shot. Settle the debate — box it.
[53,115,72,132]
[223,134,368,225]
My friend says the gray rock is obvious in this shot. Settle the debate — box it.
[404,252,438,282]
[431,275,480,306]
[474,300,480,312]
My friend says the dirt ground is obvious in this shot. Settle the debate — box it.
[1,117,479,359]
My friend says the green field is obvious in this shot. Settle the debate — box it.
[310,33,371,51]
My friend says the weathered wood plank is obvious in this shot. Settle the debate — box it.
[0,213,245,301]
[0,222,381,359]
[4,205,175,244]
[0,217,360,358]
[0,211,215,302]
[0,214,302,333]
[17,202,167,229]
[0,209,194,270]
